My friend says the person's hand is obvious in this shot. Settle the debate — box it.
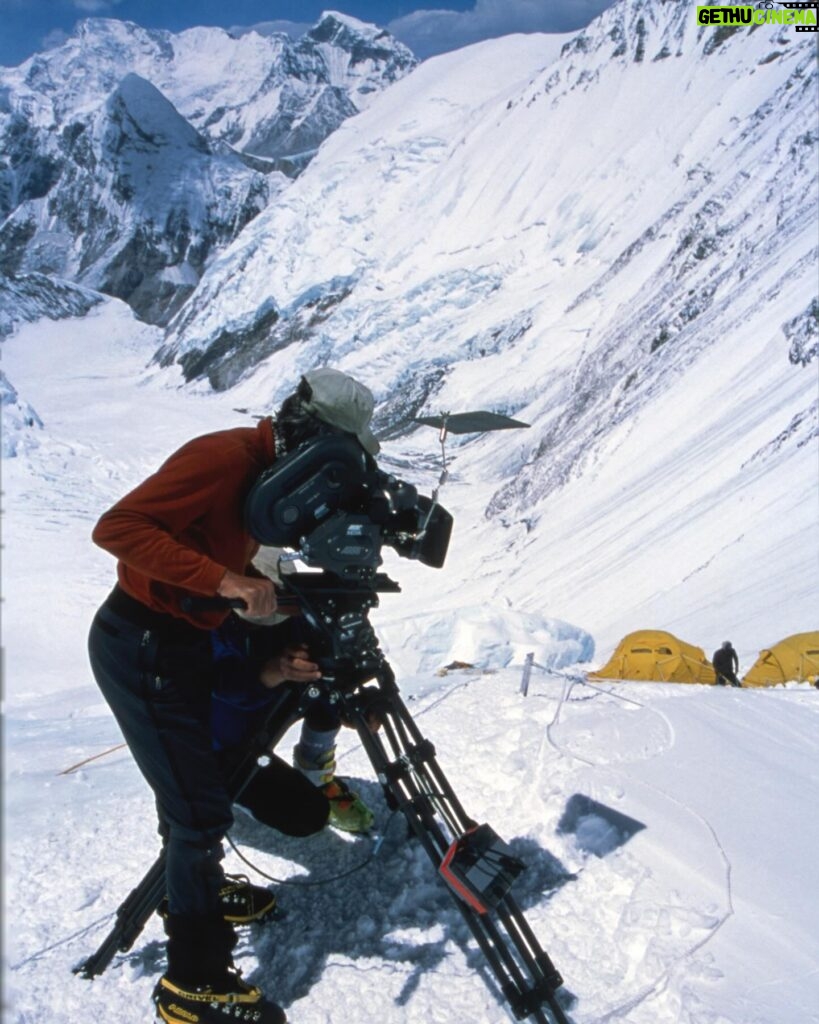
[217,570,276,619]
[341,687,382,733]
[259,645,323,689]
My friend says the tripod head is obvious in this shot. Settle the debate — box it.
[278,570,398,694]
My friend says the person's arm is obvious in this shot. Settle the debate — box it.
[93,445,229,589]
[93,438,275,617]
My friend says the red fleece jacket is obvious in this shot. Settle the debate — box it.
[92,418,276,628]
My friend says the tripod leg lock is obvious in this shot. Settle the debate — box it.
[380,738,437,785]
[439,824,525,915]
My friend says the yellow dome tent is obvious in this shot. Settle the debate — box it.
[589,629,717,684]
[742,631,819,687]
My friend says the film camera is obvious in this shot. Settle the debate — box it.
[246,434,527,921]
[245,434,453,579]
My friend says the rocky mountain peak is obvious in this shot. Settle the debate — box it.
[0,13,417,325]
[309,10,410,65]
[105,72,209,156]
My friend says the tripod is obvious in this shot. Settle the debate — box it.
[75,571,571,1024]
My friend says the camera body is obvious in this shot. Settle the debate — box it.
[245,434,452,581]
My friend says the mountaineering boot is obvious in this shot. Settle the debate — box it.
[322,777,375,834]
[159,916,284,1021]
[294,744,375,834]
[218,874,277,923]
[158,874,276,925]
[153,970,286,1024]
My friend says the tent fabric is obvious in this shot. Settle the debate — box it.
[589,630,717,684]
[742,631,819,687]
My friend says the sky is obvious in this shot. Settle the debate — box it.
[0,0,616,66]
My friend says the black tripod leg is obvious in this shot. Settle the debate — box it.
[73,853,166,979]
[345,686,570,1024]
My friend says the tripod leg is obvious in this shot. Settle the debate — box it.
[73,853,167,979]
[343,684,570,1024]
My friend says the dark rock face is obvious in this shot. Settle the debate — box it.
[164,283,355,391]
[242,84,359,162]
[0,271,104,339]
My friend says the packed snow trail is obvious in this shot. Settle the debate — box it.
[544,676,735,1022]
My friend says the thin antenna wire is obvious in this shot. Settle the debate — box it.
[416,413,450,540]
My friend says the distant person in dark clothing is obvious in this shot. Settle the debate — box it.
[713,641,742,687]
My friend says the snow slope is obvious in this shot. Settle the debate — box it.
[154,5,819,660]
[3,298,818,1024]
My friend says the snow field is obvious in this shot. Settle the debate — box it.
[3,10,818,1019]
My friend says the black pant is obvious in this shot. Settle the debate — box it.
[89,597,231,910]
[87,589,327,983]
[222,749,329,836]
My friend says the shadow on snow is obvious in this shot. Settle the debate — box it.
[116,787,642,1019]
[225,775,579,1017]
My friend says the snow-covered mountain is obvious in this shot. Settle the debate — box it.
[2,5,818,1022]
[0,13,416,323]
[3,303,819,1024]
[2,0,816,657]
[150,0,817,651]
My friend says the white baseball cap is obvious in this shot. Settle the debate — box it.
[301,367,380,455]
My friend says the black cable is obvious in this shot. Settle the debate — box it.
[11,912,117,970]
[224,810,401,888]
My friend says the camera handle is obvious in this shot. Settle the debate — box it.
[413,415,450,544]
[411,409,530,545]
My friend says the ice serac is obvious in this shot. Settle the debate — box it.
[0,272,103,340]
[0,15,416,324]
[0,369,44,458]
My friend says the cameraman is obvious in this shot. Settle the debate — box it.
[87,368,380,1024]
